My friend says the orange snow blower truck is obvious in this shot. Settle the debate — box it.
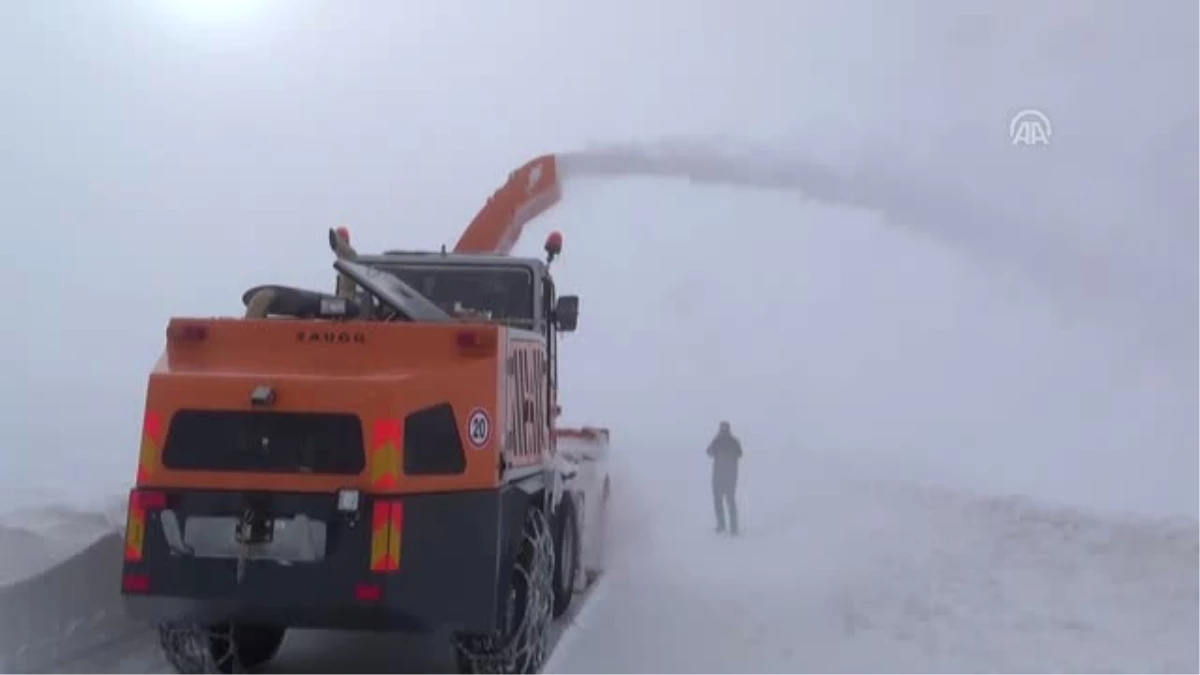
[118,156,610,674]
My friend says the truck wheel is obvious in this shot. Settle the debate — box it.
[551,494,580,618]
[452,506,554,674]
[157,621,286,674]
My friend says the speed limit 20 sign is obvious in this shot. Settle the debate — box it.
[466,408,491,449]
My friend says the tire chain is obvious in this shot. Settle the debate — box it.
[452,508,555,674]
[156,621,241,674]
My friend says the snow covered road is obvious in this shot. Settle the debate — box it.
[0,447,1194,673]
[547,455,1198,673]
[0,550,597,673]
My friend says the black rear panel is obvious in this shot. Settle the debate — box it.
[162,410,365,474]
[121,487,536,633]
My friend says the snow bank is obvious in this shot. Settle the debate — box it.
[0,498,156,673]
[0,498,127,587]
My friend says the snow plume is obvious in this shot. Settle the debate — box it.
[525,138,1195,519]
[557,138,1195,368]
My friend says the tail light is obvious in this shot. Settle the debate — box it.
[354,582,382,602]
[124,488,166,562]
[167,323,208,343]
[122,573,151,593]
[455,329,495,356]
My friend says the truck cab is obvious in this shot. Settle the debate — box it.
[361,246,578,352]
[356,241,580,471]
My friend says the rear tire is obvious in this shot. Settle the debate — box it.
[452,506,554,674]
[551,494,581,618]
[157,621,285,674]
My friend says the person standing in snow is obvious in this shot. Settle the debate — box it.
[707,421,743,535]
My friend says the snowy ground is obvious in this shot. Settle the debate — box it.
[548,452,1198,673]
[1,445,1193,674]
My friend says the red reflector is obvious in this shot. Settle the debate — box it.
[122,573,150,593]
[168,324,208,342]
[133,490,166,510]
[456,330,480,349]
[354,582,382,602]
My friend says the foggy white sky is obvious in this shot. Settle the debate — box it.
[0,1,1194,516]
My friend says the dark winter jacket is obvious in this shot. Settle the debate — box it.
[706,428,742,489]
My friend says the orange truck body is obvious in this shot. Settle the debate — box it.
[135,318,515,496]
[119,153,607,675]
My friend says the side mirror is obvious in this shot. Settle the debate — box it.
[554,295,579,332]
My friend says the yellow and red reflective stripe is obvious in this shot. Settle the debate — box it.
[124,490,165,563]
[369,419,400,491]
[124,491,148,562]
[387,501,402,569]
[369,500,403,572]
[136,410,164,485]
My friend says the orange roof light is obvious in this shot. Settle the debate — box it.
[544,231,563,262]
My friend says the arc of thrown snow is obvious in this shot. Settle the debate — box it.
[455,139,1065,274]
[452,140,1188,359]
[453,142,862,256]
